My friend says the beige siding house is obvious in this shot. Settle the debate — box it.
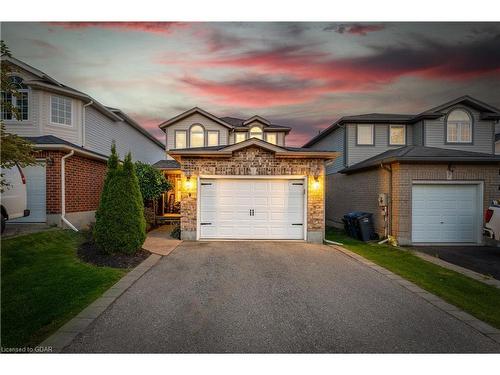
[154,107,337,243]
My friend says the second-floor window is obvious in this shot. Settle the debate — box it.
[1,76,29,121]
[190,124,205,148]
[389,125,406,145]
[235,132,246,143]
[266,132,277,145]
[357,124,374,145]
[249,126,263,140]
[175,130,187,149]
[207,130,219,146]
[50,95,72,125]
[447,109,472,143]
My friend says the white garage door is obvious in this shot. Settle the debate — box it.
[199,178,305,240]
[412,184,479,243]
[11,163,47,223]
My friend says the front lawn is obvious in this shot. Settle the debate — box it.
[1,230,126,349]
[326,228,500,329]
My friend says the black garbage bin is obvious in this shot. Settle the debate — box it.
[343,211,365,240]
[356,212,377,241]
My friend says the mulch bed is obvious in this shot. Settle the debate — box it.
[78,240,150,269]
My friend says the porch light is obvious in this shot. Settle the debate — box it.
[312,176,320,190]
[185,176,193,191]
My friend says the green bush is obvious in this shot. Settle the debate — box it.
[93,145,146,254]
[134,161,172,202]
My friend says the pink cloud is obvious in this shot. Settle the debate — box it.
[47,22,186,35]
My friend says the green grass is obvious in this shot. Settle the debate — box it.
[1,230,126,349]
[326,227,500,328]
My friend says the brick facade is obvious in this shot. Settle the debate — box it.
[33,149,107,219]
[177,146,326,242]
[326,162,500,245]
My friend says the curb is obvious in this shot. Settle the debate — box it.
[327,244,500,346]
[38,254,162,353]
[410,250,500,289]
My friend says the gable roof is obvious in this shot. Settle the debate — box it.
[243,115,271,126]
[158,107,291,132]
[340,145,500,174]
[168,137,338,160]
[158,107,234,130]
[303,95,500,148]
[152,159,181,170]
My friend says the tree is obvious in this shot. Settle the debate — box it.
[93,145,146,254]
[1,40,36,191]
[134,161,172,202]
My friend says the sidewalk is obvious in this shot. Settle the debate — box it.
[142,225,182,256]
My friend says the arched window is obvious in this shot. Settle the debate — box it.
[1,76,29,121]
[190,124,205,148]
[446,109,472,143]
[249,126,263,140]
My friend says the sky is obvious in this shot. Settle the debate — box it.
[2,22,500,146]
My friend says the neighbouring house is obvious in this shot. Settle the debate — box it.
[1,57,165,229]
[153,107,337,242]
[303,96,500,245]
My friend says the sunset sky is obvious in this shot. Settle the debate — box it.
[2,22,500,146]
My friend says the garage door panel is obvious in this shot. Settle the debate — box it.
[200,178,305,240]
[412,184,479,243]
[11,163,46,223]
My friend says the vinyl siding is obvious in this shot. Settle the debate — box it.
[3,88,41,137]
[424,105,494,154]
[308,126,345,174]
[412,121,424,146]
[346,123,411,166]
[166,113,229,150]
[85,107,164,164]
[40,91,83,145]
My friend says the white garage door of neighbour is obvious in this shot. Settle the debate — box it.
[412,184,479,243]
[199,179,305,240]
[11,163,47,223]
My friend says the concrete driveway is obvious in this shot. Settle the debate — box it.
[411,245,500,280]
[65,241,500,353]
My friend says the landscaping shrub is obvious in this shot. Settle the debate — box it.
[93,145,146,254]
[170,224,181,239]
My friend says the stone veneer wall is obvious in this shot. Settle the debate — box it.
[178,146,326,242]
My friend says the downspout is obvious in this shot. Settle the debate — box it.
[379,162,392,243]
[61,150,78,231]
[81,100,93,147]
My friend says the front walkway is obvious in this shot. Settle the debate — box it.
[64,241,500,353]
[142,225,182,256]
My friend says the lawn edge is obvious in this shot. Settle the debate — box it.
[38,254,162,353]
[327,243,500,346]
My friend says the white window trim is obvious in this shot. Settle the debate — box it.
[266,132,278,145]
[446,110,473,144]
[189,124,205,148]
[389,125,406,146]
[235,132,247,143]
[1,79,30,122]
[49,95,73,127]
[174,130,187,149]
[207,130,219,147]
[249,126,263,140]
[356,124,374,145]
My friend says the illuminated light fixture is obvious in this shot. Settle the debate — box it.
[312,174,320,190]
[185,176,193,190]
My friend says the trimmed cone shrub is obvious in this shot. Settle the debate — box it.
[93,145,146,254]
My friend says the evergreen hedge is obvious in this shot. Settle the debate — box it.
[93,144,146,254]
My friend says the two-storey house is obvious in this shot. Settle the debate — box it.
[304,96,500,245]
[1,57,165,229]
[153,107,337,242]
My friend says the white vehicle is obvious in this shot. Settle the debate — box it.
[1,164,30,233]
[484,200,500,241]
